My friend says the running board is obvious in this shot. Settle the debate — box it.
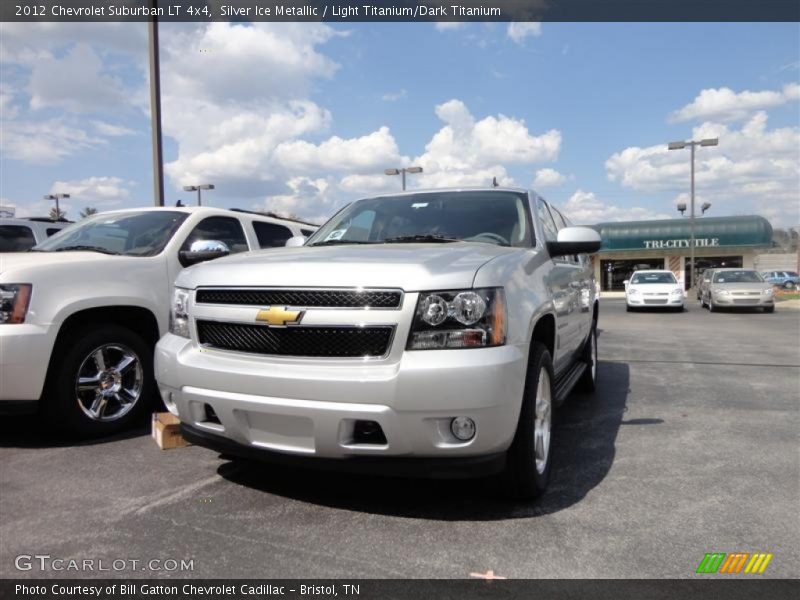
[554,360,587,405]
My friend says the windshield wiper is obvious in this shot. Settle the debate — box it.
[52,245,121,255]
[383,235,459,244]
[311,239,377,246]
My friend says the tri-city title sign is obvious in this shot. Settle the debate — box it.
[643,238,720,249]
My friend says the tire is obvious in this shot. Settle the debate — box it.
[708,297,716,313]
[700,294,707,308]
[764,305,775,313]
[500,342,555,501]
[785,281,796,290]
[626,305,633,312]
[576,325,597,392]
[44,324,156,437]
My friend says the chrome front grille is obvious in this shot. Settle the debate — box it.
[195,288,403,309]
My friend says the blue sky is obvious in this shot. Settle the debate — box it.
[1,22,798,225]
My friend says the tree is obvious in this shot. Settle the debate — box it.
[80,206,98,219]
[49,206,67,221]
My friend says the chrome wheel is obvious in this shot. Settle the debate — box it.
[533,368,552,475]
[75,344,143,422]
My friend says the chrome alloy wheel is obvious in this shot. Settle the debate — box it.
[75,344,143,422]
[533,368,552,474]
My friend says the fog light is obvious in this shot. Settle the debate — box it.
[450,417,476,441]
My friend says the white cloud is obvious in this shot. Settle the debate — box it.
[381,89,407,102]
[507,22,542,45]
[670,84,800,123]
[28,43,128,113]
[562,190,673,225]
[91,120,137,137]
[533,168,566,188]
[1,119,104,163]
[606,111,800,225]
[48,176,134,205]
[413,99,560,188]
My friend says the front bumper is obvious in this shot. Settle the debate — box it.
[0,323,54,402]
[626,295,684,308]
[155,333,527,466]
[712,294,774,307]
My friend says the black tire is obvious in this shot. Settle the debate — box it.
[626,305,633,312]
[500,342,555,501]
[700,294,707,308]
[784,281,796,290]
[764,305,775,313]
[708,297,717,313]
[576,325,597,392]
[44,324,156,437]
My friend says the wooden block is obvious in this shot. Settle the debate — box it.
[151,412,191,450]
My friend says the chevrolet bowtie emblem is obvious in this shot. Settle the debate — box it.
[255,306,304,327]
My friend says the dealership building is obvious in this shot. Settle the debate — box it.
[590,215,774,291]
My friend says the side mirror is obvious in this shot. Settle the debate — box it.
[285,235,307,248]
[179,239,230,267]
[623,280,629,286]
[546,226,602,258]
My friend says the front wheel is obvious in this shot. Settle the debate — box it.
[708,297,717,312]
[500,342,555,500]
[784,281,796,290]
[764,305,775,313]
[576,326,597,392]
[44,324,156,436]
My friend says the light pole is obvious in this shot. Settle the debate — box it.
[667,137,718,290]
[183,184,215,206]
[385,167,423,191]
[148,2,164,206]
[44,193,70,219]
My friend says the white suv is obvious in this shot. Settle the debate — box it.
[155,189,601,499]
[0,206,316,435]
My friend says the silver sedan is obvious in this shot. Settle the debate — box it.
[700,268,775,313]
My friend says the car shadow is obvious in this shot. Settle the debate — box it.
[0,413,150,448]
[216,360,632,520]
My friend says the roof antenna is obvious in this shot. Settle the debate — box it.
[492,176,499,188]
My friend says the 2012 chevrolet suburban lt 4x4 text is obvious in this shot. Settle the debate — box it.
[155,189,603,499]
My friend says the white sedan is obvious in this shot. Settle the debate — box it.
[625,270,685,311]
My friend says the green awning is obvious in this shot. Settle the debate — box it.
[594,215,773,253]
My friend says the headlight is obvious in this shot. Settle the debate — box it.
[716,289,730,295]
[671,288,684,296]
[169,287,190,338]
[0,284,32,324]
[408,288,505,350]
[627,287,640,295]
[764,288,774,296]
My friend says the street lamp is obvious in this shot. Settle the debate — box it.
[43,193,70,219]
[667,137,718,290]
[182,184,215,206]
[385,166,423,191]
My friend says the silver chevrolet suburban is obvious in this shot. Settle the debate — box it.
[155,188,602,499]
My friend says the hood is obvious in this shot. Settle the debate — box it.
[177,243,517,291]
[0,251,145,278]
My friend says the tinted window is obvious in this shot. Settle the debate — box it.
[253,221,293,248]
[300,228,315,237]
[308,191,532,248]
[713,270,762,283]
[631,272,677,284]
[46,228,62,237]
[181,217,248,254]
[35,212,187,256]
[0,225,36,251]
[786,272,799,277]
[536,199,559,243]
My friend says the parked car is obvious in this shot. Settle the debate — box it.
[155,188,602,500]
[696,268,715,300]
[0,217,71,252]
[624,270,684,311]
[0,206,317,435]
[761,271,799,290]
[700,268,774,312]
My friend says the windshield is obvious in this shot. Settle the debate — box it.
[713,270,763,283]
[307,191,533,248]
[34,211,188,256]
[630,272,677,284]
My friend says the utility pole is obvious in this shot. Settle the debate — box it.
[385,167,423,191]
[148,7,165,206]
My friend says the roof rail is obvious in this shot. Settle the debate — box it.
[25,217,73,223]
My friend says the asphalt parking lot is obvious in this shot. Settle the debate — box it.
[1,298,798,579]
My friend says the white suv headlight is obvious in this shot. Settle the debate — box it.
[169,287,191,338]
[0,284,32,324]
[408,288,505,350]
